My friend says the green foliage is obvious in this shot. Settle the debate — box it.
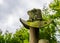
[39,22,57,43]
[14,27,29,43]
[49,0,60,33]
[49,0,60,19]
[49,0,60,11]
[0,28,29,43]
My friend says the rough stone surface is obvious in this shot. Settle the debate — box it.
[38,39,49,43]
[27,8,42,22]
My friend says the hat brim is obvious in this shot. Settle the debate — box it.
[20,18,53,29]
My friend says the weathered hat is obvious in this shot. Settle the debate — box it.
[20,18,52,29]
[20,9,52,29]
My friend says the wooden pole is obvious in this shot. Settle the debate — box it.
[30,27,39,43]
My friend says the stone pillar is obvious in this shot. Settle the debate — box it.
[30,27,39,43]
[38,39,49,43]
[20,9,52,43]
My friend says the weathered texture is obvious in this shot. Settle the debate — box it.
[20,8,52,43]
[27,8,42,22]
[30,27,39,43]
[38,39,49,43]
[20,9,42,43]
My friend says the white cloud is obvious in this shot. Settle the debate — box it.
[0,0,4,5]
[7,15,14,26]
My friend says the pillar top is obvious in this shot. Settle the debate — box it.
[20,18,52,29]
[20,8,52,29]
